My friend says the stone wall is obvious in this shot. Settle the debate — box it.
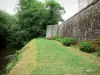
[46,25,60,38]
[59,0,100,41]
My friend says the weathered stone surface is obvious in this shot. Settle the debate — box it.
[46,25,60,38]
[59,0,100,41]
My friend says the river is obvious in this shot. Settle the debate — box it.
[0,48,16,74]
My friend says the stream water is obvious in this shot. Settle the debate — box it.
[0,48,16,74]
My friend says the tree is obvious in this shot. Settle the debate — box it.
[18,0,65,32]
[45,0,65,25]
[0,0,65,49]
[0,10,9,49]
[8,0,65,49]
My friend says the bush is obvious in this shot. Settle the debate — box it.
[56,38,63,42]
[51,36,59,40]
[79,42,94,53]
[92,38,100,51]
[98,52,100,57]
[84,39,100,52]
[51,36,64,42]
[62,38,73,46]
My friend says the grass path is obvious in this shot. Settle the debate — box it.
[8,40,37,75]
[32,38,100,75]
[8,38,100,75]
[55,41,100,65]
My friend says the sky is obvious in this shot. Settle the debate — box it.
[0,0,78,20]
[56,0,78,20]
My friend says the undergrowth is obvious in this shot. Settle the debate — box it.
[4,49,24,74]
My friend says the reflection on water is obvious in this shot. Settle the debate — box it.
[0,48,16,73]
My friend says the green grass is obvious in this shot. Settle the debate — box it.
[31,38,100,75]
[7,38,100,75]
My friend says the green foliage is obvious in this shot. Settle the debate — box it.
[62,38,73,46]
[0,10,10,48]
[79,42,94,53]
[0,0,65,49]
[51,36,59,40]
[46,0,65,25]
[51,36,73,46]
[51,36,64,42]
[84,39,100,52]
[98,52,100,57]
[9,0,65,49]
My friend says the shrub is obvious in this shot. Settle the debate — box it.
[62,38,73,46]
[92,38,100,51]
[98,52,100,57]
[55,38,63,42]
[51,36,59,40]
[84,39,100,52]
[79,42,94,53]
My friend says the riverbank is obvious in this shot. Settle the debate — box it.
[0,48,16,74]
